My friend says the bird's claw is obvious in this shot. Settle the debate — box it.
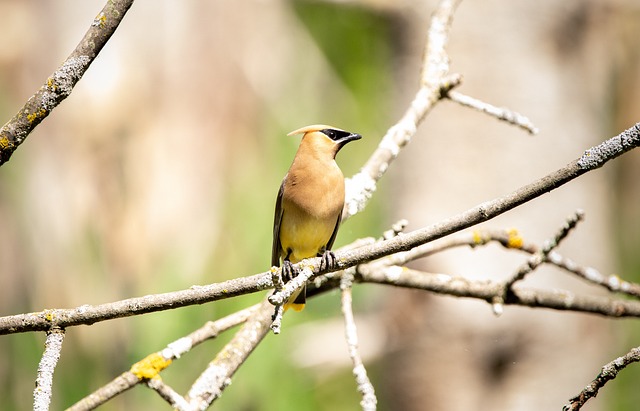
[282,260,297,282]
[319,250,337,272]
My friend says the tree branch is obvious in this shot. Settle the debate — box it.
[563,346,640,411]
[341,268,377,411]
[34,328,65,411]
[0,0,135,165]
[0,274,270,335]
[446,90,539,134]
[358,265,640,318]
[66,305,257,410]
[185,299,274,408]
[344,0,462,218]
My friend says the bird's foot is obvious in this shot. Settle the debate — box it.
[319,250,337,272]
[282,260,298,283]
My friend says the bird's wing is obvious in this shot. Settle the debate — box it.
[324,207,343,252]
[271,177,286,267]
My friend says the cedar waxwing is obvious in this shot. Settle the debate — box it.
[272,124,362,311]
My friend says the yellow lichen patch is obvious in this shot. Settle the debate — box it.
[130,352,172,380]
[506,228,523,249]
[0,136,13,150]
[43,310,55,322]
[27,108,47,124]
[471,230,484,245]
[93,12,107,28]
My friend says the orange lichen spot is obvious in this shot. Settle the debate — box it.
[506,228,523,249]
[130,353,172,380]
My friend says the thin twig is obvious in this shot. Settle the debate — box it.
[185,299,274,408]
[357,266,640,318]
[493,210,585,314]
[34,328,65,411]
[563,346,640,411]
[371,227,640,300]
[66,305,257,411]
[146,378,191,411]
[341,268,377,411]
[0,0,135,165]
[446,90,539,134]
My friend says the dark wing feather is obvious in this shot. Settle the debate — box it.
[271,177,286,267]
[324,206,343,252]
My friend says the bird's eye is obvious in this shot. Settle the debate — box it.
[321,129,336,139]
[320,129,349,141]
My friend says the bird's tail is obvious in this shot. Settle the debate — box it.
[284,284,306,312]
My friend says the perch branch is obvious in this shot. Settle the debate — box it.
[0,273,271,335]
[0,0,135,165]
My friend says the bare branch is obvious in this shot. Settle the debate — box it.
[0,0,135,165]
[185,299,274,408]
[446,90,539,134]
[34,328,65,411]
[146,378,190,411]
[358,265,640,318]
[67,306,257,411]
[341,268,377,411]
[563,346,640,411]
[492,210,586,314]
[344,0,462,218]
[0,273,271,335]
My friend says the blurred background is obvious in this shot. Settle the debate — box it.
[0,0,639,410]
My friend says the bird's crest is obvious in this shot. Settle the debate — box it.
[287,124,344,136]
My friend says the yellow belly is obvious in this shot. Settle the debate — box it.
[279,213,336,263]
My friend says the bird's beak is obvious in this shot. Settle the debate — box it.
[336,132,362,147]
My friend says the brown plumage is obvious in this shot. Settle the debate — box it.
[272,124,362,311]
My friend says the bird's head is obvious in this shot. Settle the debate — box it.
[287,124,362,157]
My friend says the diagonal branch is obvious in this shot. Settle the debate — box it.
[66,305,258,411]
[563,346,640,411]
[0,0,135,165]
[185,299,274,408]
[344,0,462,218]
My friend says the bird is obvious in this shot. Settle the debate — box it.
[272,124,362,311]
